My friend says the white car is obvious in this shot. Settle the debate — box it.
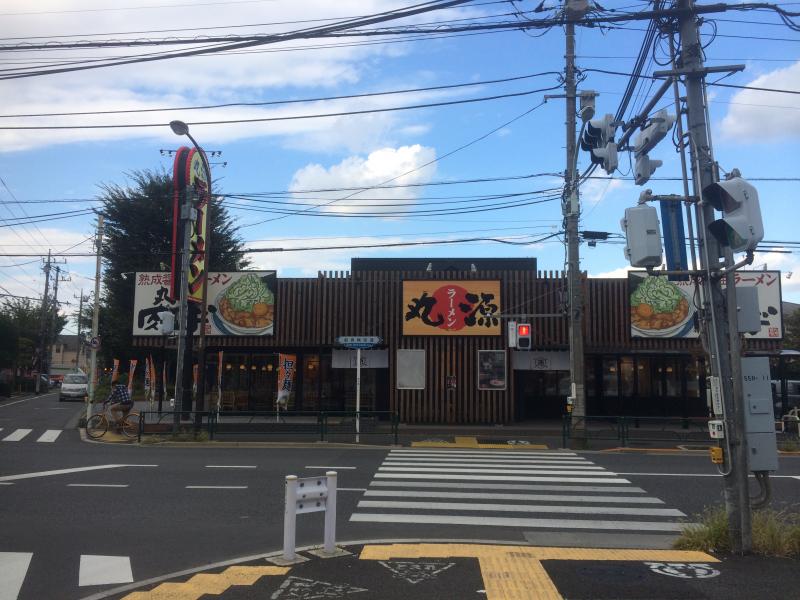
[59,373,88,402]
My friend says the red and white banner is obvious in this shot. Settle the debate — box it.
[128,359,138,394]
[111,358,120,384]
[277,354,296,408]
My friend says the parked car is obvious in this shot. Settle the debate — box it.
[59,372,88,402]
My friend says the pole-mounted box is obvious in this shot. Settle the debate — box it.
[621,205,663,268]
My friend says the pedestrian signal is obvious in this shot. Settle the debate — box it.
[517,323,532,350]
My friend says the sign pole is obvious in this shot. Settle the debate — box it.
[356,347,361,443]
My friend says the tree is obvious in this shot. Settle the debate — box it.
[0,298,67,372]
[99,169,247,364]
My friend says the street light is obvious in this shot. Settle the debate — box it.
[169,120,213,427]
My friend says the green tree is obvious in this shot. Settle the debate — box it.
[783,308,800,352]
[99,169,246,364]
[0,298,67,371]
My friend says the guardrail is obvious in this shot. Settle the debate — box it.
[562,415,711,448]
[137,410,399,444]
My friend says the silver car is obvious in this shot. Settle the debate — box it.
[59,373,88,402]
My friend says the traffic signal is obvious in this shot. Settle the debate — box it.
[704,175,764,253]
[633,109,675,157]
[634,154,663,186]
[580,113,618,175]
[517,323,532,350]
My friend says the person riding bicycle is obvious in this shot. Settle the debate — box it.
[105,376,133,426]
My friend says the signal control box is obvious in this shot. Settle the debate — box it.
[708,419,725,439]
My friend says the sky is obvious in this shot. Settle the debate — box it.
[0,0,799,337]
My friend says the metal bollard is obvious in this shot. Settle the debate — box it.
[283,475,298,561]
[323,471,337,554]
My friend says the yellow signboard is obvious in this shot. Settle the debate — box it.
[187,150,209,304]
[402,280,501,336]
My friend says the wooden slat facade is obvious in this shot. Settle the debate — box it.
[134,269,780,423]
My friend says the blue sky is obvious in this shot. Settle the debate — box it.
[1,0,799,335]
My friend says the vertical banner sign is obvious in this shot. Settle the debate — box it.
[217,350,224,411]
[149,355,157,403]
[192,364,199,397]
[170,147,210,303]
[128,359,138,394]
[277,354,296,408]
[162,361,168,402]
[111,358,120,384]
[144,357,151,395]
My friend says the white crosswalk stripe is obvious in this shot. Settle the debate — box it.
[0,428,64,443]
[2,429,32,442]
[0,552,32,600]
[350,448,688,534]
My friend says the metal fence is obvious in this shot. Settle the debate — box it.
[137,410,399,445]
[562,415,711,448]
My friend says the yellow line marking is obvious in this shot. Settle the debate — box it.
[360,543,717,600]
[121,565,289,599]
[411,437,547,450]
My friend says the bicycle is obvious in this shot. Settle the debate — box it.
[86,403,141,439]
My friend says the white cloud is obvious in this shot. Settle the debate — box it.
[287,144,437,215]
[580,175,627,211]
[0,1,484,152]
[590,265,635,279]
[720,61,800,141]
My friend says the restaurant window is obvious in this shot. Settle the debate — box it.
[221,353,249,410]
[602,358,618,396]
[620,357,635,396]
[250,354,277,410]
[303,355,320,411]
[686,358,701,398]
[637,358,652,398]
[664,359,680,397]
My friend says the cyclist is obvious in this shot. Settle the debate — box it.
[105,375,134,427]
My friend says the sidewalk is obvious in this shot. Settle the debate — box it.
[95,540,797,600]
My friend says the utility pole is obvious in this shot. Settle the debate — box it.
[678,0,751,552]
[48,266,68,373]
[75,290,84,371]
[87,215,104,424]
[35,250,52,395]
[564,2,587,431]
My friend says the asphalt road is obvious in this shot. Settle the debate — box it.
[1,392,799,600]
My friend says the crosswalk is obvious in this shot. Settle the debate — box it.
[0,552,133,599]
[0,428,64,443]
[350,449,688,533]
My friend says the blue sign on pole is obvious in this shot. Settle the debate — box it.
[336,336,382,349]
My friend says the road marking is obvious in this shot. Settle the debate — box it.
[390,450,579,457]
[374,473,630,483]
[338,488,368,492]
[384,458,593,465]
[186,485,248,489]
[79,555,133,587]
[383,460,605,471]
[356,499,684,517]
[36,429,62,443]
[350,513,687,531]
[378,467,610,476]
[363,490,664,504]
[349,481,644,493]
[121,566,289,599]
[0,483,13,486]
[304,466,357,470]
[0,397,35,408]
[2,428,32,442]
[68,484,129,488]
[0,464,158,483]
[0,552,33,600]
[204,465,257,469]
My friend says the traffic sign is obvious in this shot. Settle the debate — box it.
[89,336,101,350]
[336,336,382,349]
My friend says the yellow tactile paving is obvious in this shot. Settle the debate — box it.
[121,565,289,600]
[359,543,718,600]
[410,436,548,449]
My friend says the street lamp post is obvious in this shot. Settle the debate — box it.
[169,121,212,423]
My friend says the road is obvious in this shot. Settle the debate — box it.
[1,392,799,599]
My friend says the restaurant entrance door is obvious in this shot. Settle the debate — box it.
[515,370,569,420]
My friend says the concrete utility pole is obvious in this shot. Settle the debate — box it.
[35,250,52,395]
[564,4,587,428]
[48,266,66,370]
[75,289,84,371]
[678,0,751,552]
[87,215,104,423]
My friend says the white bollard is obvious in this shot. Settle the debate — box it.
[283,475,298,561]
[323,471,337,553]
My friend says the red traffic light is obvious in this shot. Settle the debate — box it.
[517,324,530,336]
